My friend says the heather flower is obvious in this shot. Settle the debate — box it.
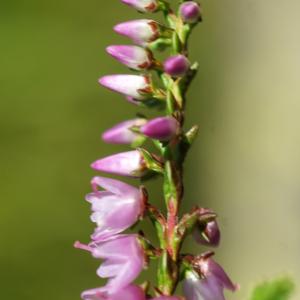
[121,0,158,13]
[151,297,182,300]
[81,284,146,300]
[164,55,190,77]
[86,176,145,242]
[140,116,179,141]
[106,45,153,70]
[183,258,238,300]
[75,235,145,294]
[91,150,147,177]
[179,1,202,24]
[102,118,147,144]
[193,208,220,247]
[99,74,152,100]
[114,19,160,46]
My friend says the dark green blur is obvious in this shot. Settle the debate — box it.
[0,1,299,299]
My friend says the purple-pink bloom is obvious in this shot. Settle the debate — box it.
[164,55,190,77]
[179,1,201,24]
[140,117,179,141]
[121,0,158,13]
[99,74,152,100]
[102,118,147,144]
[151,297,182,300]
[193,208,220,247]
[183,258,238,300]
[75,234,145,294]
[86,176,145,242]
[91,150,146,177]
[106,45,153,70]
[114,19,160,46]
[81,284,146,300]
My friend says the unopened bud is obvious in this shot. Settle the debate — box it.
[91,150,147,177]
[164,55,190,77]
[193,208,221,247]
[121,0,159,13]
[114,20,160,47]
[99,74,152,100]
[179,1,202,24]
[140,116,179,141]
[106,45,153,70]
[102,118,147,144]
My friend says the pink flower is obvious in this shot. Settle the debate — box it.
[179,1,201,24]
[163,55,190,77]
[114,19,160,46]
[183,258,238,300]
[140,117,179,141]
[75,235,145,294]
[193,209,220,247]
[121,0,158,13]
[81,284,146,300]
[102,118,147,144]
[106,45,153,70]
[99,74,152,100]
[86,176,145,242]
[91,150,147,177]
[151,297,182,300]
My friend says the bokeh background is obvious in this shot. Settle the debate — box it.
[1,0,299,299]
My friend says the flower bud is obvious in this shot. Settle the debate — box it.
[121,0,158,13]
[164,55,190,77]
[102,118,147,144]
[91,150,147,177]
[87,176,145,242]
[99,75,152,100]
[183,257,238,300]
[140,117,179,141]
[151,297,182,300]
[193,208,221,247]
[75,235,145,294]
[179,1,202,24]
[114,19,160,46]
[81,284,146,300]
[106,45,153,70]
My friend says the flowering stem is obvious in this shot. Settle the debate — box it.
[76,1,238,299]
[155,10,191,294]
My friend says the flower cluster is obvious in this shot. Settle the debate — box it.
[76,1,238,299]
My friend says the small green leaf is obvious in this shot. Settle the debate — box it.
[249,278,294,300]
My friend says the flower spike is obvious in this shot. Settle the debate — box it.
[77,1,238,299]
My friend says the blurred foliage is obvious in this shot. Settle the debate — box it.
[249,278,294,300]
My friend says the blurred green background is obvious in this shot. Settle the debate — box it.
[1,0,299,299]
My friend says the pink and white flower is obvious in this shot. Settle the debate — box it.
[91,150,147,177]
[81,284,146,300]
[86,176,145,242]
[107,45,153,70]
[75,234,145,294]
[99,75,152,100]
[183,257,238,300]
[102,118,147,144]
[114,19,160,46]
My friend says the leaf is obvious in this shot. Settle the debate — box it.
[249,277,295,300]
